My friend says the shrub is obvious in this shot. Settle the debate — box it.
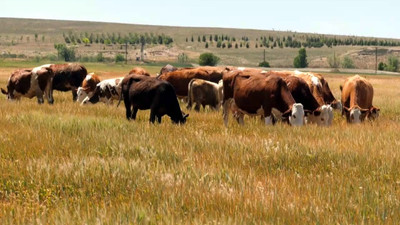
[115,54,125,63]
[96,52,104,62]
[294,48,308,68]
[54,43,76,62]
[341,56,355,68]
[178,53,188,63]
[378,62,386,71]
[199,53,220,66]
[385,56,399,72]
[328,53,340,69]
[258,61,270,67]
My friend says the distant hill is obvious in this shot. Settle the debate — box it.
[1,17,399,69]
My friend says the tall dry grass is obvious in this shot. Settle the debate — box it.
[0,63,400,224]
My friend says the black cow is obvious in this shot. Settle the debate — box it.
[50,63,87,101]
[120,74,189,124]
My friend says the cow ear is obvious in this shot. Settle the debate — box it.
[1,88,7,95]
[313,110,321,116]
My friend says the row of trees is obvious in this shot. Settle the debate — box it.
[186,34,249,43]
[189,33,400,49]
[63,32,173,46]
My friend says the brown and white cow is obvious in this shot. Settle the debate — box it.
[81,77,123,105]
[76,73,101,103]
[157,66,226,98]
[293,71,342,110]
[283,75,333,126]
[187,79,223,111]
[1,65,54,104]
[128,67,151,76]
[50,63,87,101]
[340,75,379,123]
[227,73,304,126]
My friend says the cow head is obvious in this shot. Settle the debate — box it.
[367,106,380,120]
[81,86,101,105]
[330,100,342,111]
[283,103,304,126]
[343,106,368,124]
[1,87,12,101]
[306,104,333,126]
[76,87,88,103]
[172,112,189,124]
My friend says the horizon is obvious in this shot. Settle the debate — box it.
[2,0,399,39]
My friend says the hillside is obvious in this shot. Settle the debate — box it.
[1,17,400,68]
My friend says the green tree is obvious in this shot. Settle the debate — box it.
[246,43,249,48]
[54,43,76,62]
[235,43,238,48]
[341,56,355,68]
[216,40,222,48]
[385,56,399,72]
[115,54,125,63]
[82,38,90,46]
[202,35,206,42]
[205,42,209,48]
[96,52,104,62]
[191,36,194,42]
[199,53,220,66]
[178,53,188,63]
[378,62,386,71]
[294,48,308,68]
[328,52,340,70]
[259,61,270,67]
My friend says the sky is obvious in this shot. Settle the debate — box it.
[1,0,399,39]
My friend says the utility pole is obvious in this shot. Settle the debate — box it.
[375,47,378,74]
[125,42,128,64]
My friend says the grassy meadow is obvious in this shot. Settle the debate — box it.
[0,61,400,224]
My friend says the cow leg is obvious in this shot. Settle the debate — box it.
[149,110,156,123]
[45,78,54,104]
[157,115,162,123]
[131,107,138,120]
[72,87,78,101]
[223,100,231,127]
[194,103,200,112]
[125,103,132,120]
[235,113,244,125]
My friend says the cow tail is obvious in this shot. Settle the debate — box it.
[187,79,195,108]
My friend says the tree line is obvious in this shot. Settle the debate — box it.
[63,32,173,46]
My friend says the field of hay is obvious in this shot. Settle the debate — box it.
[0,61,400,224]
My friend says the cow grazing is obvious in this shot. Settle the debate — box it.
[50,63,87,101]
[227,73,304,126]
[187,79,223,111]
[340,75,379,123]
[157,66,226,98]
[76,73,101,103]
[128,67,151,76]
[81,77,123,105]
[283,75,333,126]
[1,65,54,104]
[293,71,342,110]
[121,74,188,124]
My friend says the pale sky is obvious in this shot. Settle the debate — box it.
[1,0,399,39]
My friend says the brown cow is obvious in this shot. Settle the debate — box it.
[76,73,101,103]
[1,65,54,104]
[187,79,223,111]
[128,67,151,76]
[50,63,87,101]
[228,73,304,126]
[157,66,226,98]
[340,75,379,123]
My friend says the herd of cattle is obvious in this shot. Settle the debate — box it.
[0,63,380,126]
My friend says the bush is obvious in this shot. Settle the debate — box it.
[378,62,386,71]
[54,43,76,62]
[385,56,399,72]
[199,53,220,66]
[258,61,270,67]
[341,56,355,68]
[328,53,340,69]
[294,48,308,68]
[96,53,104,62]
[115,54,125,63]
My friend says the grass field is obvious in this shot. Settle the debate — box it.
[0,61,400,224]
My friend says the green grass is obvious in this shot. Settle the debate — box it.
[1,65,400,224]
